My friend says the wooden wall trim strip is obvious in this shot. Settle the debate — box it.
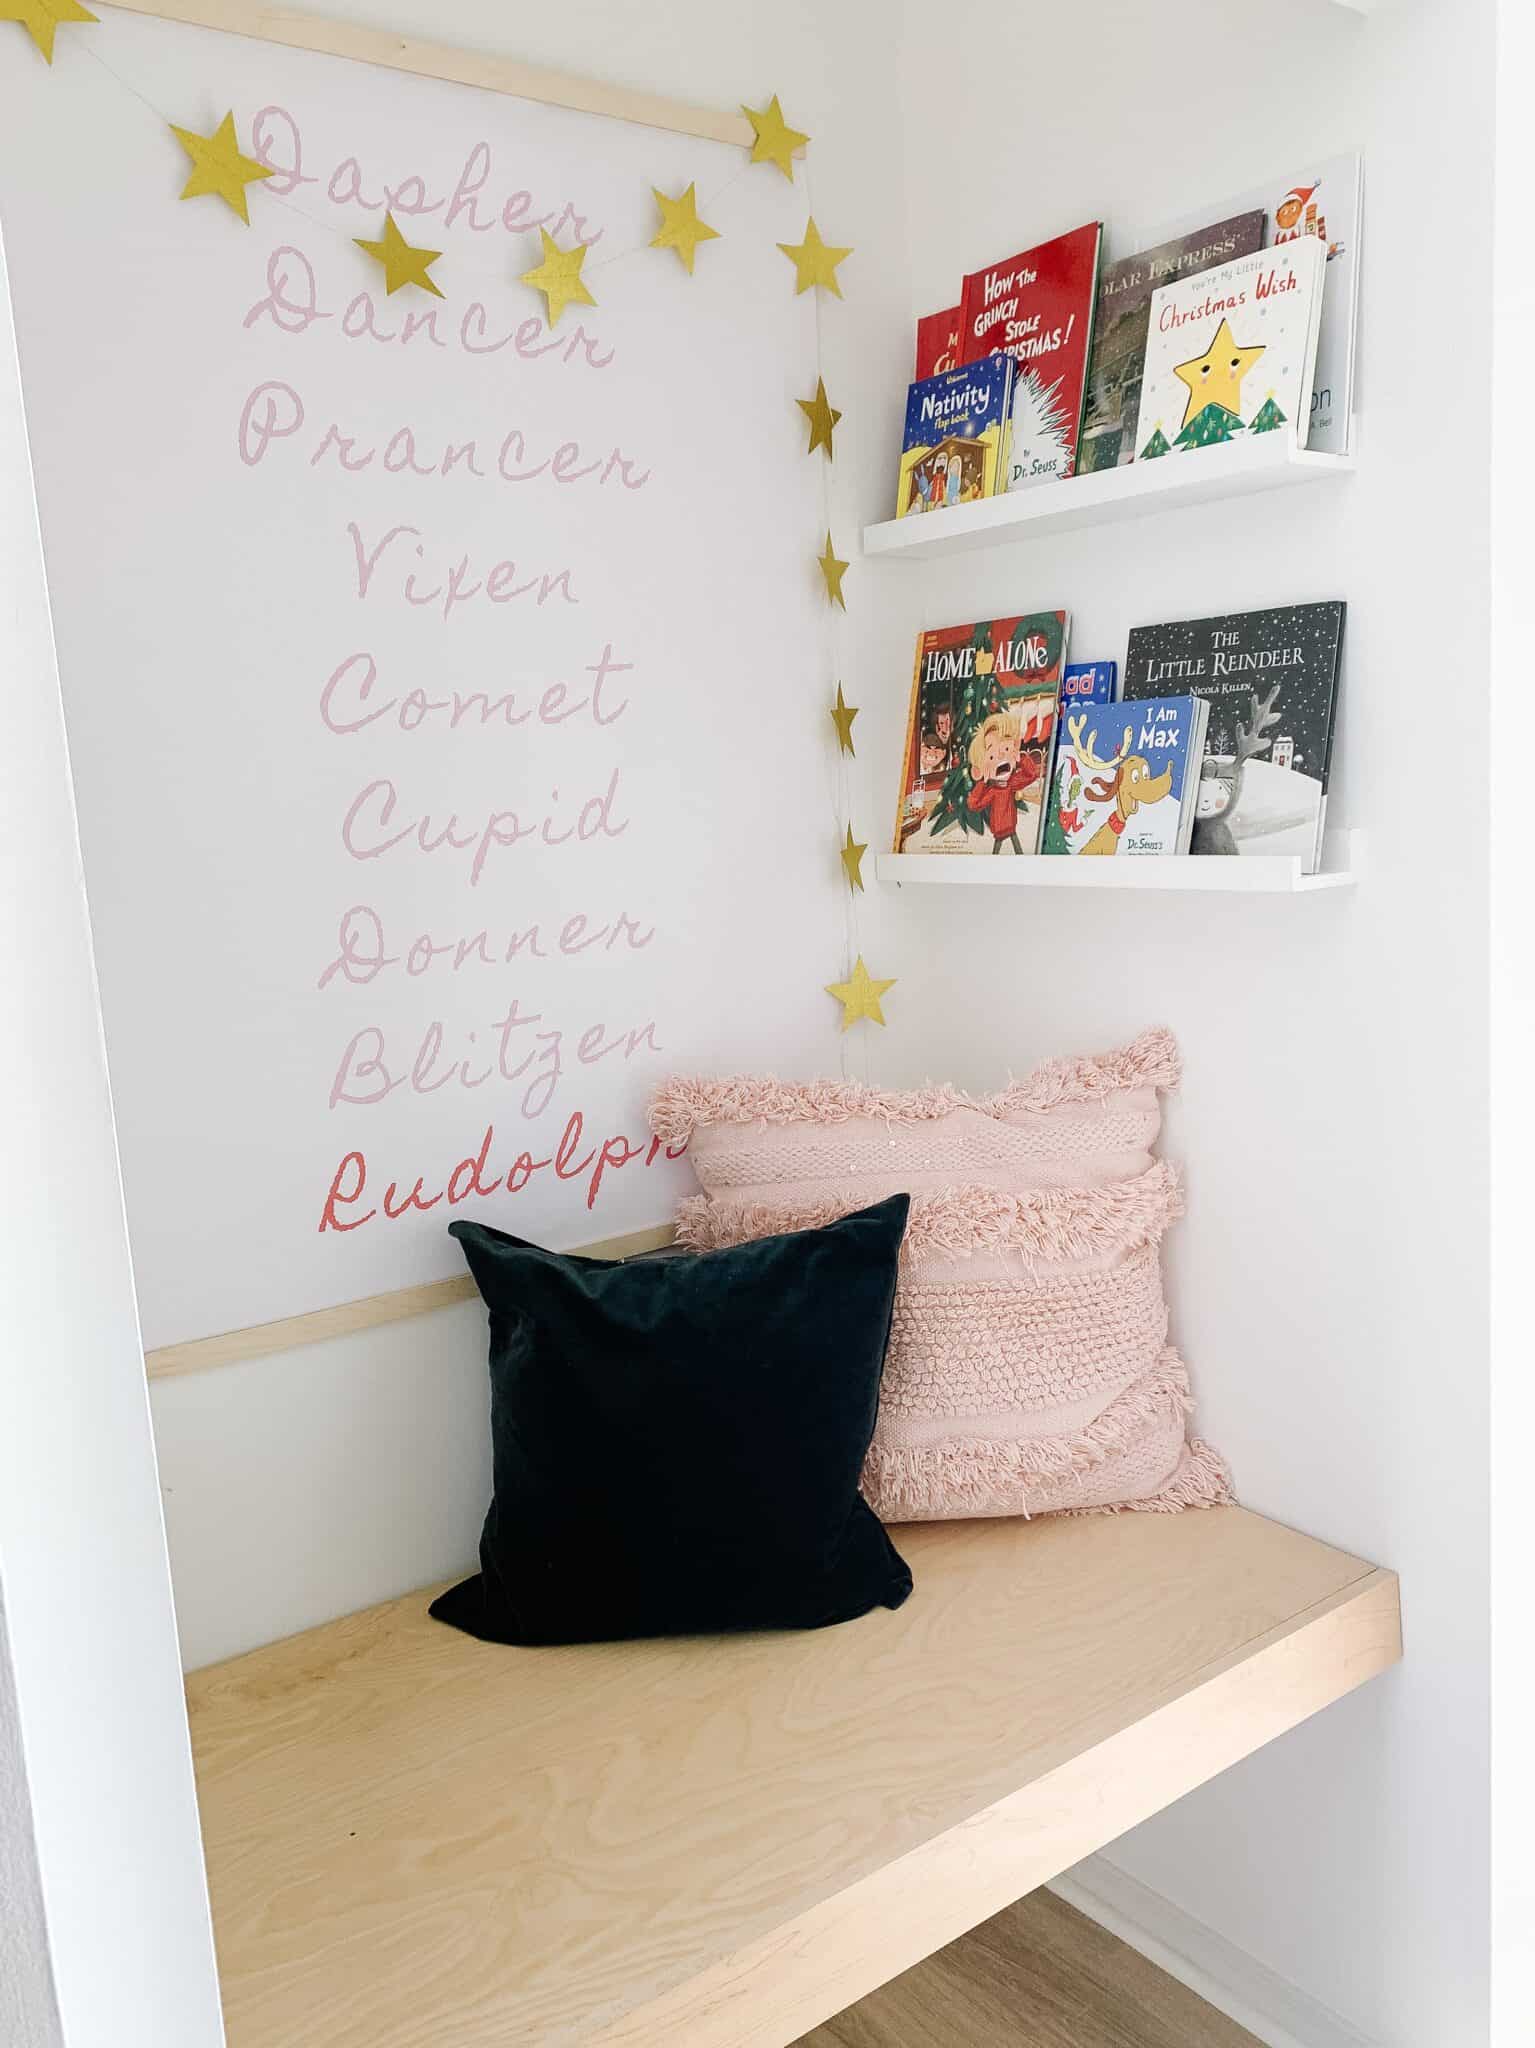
[100,0,756,146]
[143,1223,678,1381]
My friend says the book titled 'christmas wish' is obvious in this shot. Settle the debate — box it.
[959,223,1102,491]
[894,612,1071,856]
[1133,236,1326,461]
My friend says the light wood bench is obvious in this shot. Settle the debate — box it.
[185,1506,1399,2047]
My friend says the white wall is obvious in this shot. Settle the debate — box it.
[150,0,916,1669]
[862,1,1490,2042]
[1490,2,1532,2039]
[0,1595,61,2048]
[0,229,224,2048]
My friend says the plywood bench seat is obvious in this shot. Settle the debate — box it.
[185,1506,1399,2048]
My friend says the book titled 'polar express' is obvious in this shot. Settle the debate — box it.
[959,222,1102,490]
[894,612,1070,857]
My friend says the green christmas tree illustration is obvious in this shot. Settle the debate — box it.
[1248,391,1288,435]
[1139,422,1172,460]
[1174,403,1245,451]
[926,615,1066,840]
[928,624,1000,839]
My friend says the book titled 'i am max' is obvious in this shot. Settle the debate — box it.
[1122,602,1346,872]
[895,356,1014,519]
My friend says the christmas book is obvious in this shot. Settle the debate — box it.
[957,222,1102,490]
[893,612,1070,857]
[1077,211,1266,474]
[895,356,1014,519]
[1157,154,1362,455]
[915,304,963,378]
[1061,661,1119,709]
[1042,695,1209,857]
[1132,235,1326,462]
[1121,603,1347,872]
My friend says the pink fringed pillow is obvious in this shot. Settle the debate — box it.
[648,1028,1231,1524]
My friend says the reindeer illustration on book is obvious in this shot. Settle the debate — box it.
[1192,682,1281,855]
[1069,717,1173,856]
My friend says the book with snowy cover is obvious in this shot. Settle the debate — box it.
[1078,211,1266,473]
[958,222,1102,490]
[1133,236,1325,461]
[895,356,1014,519]
[1042,696,1209,856]
[1157,155,1362,454]
[1121,603,1346,871]
[894,611,1070,857]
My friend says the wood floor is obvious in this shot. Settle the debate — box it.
[794,1889,1261,2048]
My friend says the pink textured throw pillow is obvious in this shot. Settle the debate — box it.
[649,1029,1230,1524]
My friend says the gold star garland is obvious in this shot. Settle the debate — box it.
[81,55,886,1039]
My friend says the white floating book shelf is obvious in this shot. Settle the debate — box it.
[862,432,1354,562]
[876,831,1361,895]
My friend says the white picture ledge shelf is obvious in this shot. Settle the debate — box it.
[862,432,1354,561]
[877,830,1362,895]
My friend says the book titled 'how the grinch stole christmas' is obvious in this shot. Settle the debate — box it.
[893,612,1070,857]
[1133,236,1326,461]
[896,356,1014,519]
[958,223,1102,491]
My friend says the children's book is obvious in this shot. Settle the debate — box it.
[893,611,1071,857]
[915,304,963,378]
[1077,212,1266,473]
[1157,155,1363,454]
[895,357,1014,519]
[957,223,1102,490]
[1121,603,1347,872]
[1133,235,1325,461]
[1060,661,1118,708]
[1043,696,1209,856]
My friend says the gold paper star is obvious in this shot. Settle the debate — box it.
[649,184,719,274]
[830,684,858,755]
[1173,317,1265,428]
[840,825,867,893]
[354,212,444,297]
[818,533,849,610]
[2,0,94,60]
[169,111,274,225]
[742,94,809,180]
[520,229,596,327]
[778,217,852,298]
[797,377,842,458]
[825,956,894,1030]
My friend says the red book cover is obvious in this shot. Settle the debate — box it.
[958,222,1102,486]
[914,304,962,378]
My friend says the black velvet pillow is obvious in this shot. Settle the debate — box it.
[431,1196,913,1646]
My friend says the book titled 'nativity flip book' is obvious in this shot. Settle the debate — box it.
[894,612,1071,857]
[959,223,1102,490]
[896,356,1014,519]
[1122,602,1347,872]
[1133,235,1326,460]
[1043,696,1210,857]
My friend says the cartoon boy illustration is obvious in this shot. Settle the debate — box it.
[965,707,1048,853]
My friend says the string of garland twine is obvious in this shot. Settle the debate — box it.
[20,14,887,1046]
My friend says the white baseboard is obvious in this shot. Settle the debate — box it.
[1049,1855,1381,2048]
